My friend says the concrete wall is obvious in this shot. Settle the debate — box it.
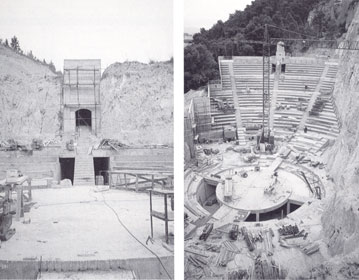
[0,149,61,181]
[196,180,216,206]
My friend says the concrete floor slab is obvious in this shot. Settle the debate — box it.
[0,187,174,262]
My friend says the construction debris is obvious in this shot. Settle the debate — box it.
[228,269,249,280]
[278,224,299,236]
[253,254,286,279]
[222,240,240,253]
[97,139,129,151]
[229,224,239,240]
[302,242,320,255]
[199,223,214,241]
[215,244,237,266]
[241,226,255,251]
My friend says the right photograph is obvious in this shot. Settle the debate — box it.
[184,0,359,279]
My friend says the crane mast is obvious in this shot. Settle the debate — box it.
[262,24,271,141]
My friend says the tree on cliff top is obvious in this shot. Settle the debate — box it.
[184,44,218,93]
[10,36,21,52]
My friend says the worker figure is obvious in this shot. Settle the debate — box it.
[304,85,309,90]
[304,126,308,133]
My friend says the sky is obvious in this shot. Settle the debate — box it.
[0,0,173,71]
[185,0,253,33]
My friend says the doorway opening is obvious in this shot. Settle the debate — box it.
[75,109,92,128]
[93,157,110,184]
[59,158,75,184]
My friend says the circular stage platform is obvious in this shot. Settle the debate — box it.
[216,167,310,214]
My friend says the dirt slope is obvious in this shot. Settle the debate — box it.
[100,61,173,145]
[0,45,61,140]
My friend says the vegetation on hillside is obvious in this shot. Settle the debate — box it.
[184,0,347,92]
[0,36,58,74]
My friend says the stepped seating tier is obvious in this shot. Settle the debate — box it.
[278,78,318,92]
[237,90,270,132]
[235,77,274,92]
[285,64,324,78]
[209,86,236,130]
[211,57,340,141]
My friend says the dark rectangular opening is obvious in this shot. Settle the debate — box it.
[271,63,276,73]
[59,158,75,184]
[93,157,110,185]
[245,213,257,222]
[281,64,286,73]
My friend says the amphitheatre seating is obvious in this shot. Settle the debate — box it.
[112,151,173,172]
[209,88,236,129]
[319,80,335,94]
[288,131,329,155]
[219,61,232,90]
[326,65,338,79]
[273,90,313,135]
[278,77,318,92]
[237,90,269,134]
[285,64,324,78]
[235,77,274,92]
[305,95,340,139]
[319,64,338,93]
[233,62,262,76]
[279,62,324,92]
[289,93,340,154]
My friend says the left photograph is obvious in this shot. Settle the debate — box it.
[0,0,174,279]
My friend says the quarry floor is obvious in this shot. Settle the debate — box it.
[0,186,174,262]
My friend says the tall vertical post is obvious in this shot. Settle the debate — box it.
[93,67,97,135]
[150,190,153,238]
[262,24,271,139]
[76,67,80,106]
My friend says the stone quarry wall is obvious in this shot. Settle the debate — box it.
[0,45,61,140]
[0,48,173,145]
[100,61,173,145]
[317,2,359,277]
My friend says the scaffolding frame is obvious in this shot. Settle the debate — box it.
[61,65,101,136]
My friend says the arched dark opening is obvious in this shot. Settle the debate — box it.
[75,109,92,128]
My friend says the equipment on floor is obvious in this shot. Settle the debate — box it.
[199,223,213,241]
[229,224,239,240]
[224,126,236,141]
[212,98,235,114]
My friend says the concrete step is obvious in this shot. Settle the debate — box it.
[74,155,95,186]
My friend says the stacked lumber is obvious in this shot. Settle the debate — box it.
[253,255,285,279]
[302,243,320,255]
[215,245,237,267]
[228,269,249,280]
[263,228,275,256]
[222,240,240,253]
[187,254,208,268]
[278,224,299,236]
[241,226,255,251]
